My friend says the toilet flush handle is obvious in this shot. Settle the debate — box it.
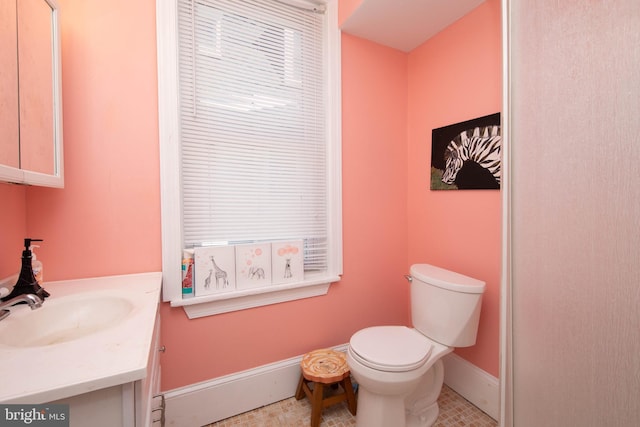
[404,275,412,283]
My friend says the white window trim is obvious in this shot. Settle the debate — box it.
[156,0,342,318]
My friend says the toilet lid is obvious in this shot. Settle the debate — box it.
[349,326,432,372]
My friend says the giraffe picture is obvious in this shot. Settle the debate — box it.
[193,245,236,296]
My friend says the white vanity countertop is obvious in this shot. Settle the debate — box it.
[0,272,162,404]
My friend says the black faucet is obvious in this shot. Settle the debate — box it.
[0,239,50,303]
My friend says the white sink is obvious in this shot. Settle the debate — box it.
[0,294,134,347]
[0,272,161,405]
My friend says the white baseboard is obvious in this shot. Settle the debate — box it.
[442,353,499,421]
[163,345,498,426]
[163,344,348,427]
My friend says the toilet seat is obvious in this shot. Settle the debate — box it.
[349,326,432,372]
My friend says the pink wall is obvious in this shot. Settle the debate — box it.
[0,184,27,277]
[160,34,409,390]
[25,0,162,280]
[0,0,500,391]
[1,0,409,391]
[407,0,502,376]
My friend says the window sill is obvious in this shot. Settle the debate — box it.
[170,275,340,318]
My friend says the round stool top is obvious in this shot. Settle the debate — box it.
[301,349,350,383]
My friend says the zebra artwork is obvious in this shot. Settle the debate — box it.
[430,113,501,190]
[442,125,502,188]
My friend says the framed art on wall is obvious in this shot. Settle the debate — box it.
[431,113,501,190]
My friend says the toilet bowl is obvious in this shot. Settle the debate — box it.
[347,326,453,427]
[347,264,485,427]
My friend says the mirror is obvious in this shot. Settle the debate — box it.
[0,0,63,187]
[0,0,20,170]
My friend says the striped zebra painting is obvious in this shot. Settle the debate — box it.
[430,113,501,190]
[443,125,502,186]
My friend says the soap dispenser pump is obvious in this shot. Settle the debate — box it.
[31,245,43,285]
[0,238,50,302]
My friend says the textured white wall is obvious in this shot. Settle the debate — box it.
[508,0,640,425]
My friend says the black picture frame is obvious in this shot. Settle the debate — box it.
[430,113,501,190]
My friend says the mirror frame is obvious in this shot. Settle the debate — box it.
[0,0,63,188]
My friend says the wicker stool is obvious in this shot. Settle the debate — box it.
[295,349,357,427]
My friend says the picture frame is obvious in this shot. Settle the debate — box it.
[193,245,236,296]
[430,113,501,190]
[271,240,304,284]
[235,242,272,290]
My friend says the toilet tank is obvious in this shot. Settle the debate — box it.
[410,264,485,347]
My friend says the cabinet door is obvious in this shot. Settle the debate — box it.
[0,0,19,169]
[0,0,63,187]
[17,0,56,175]
[52,386,126,427]
[136,308,162,426]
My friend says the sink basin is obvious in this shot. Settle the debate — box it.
[0,294,134,347]
[0,272,162,404]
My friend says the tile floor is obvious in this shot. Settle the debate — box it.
[207,385,497,427]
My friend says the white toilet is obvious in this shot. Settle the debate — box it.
[347,264,485,427]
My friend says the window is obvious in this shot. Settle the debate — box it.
[157,0,341,317]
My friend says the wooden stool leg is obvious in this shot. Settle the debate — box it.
[310,382,324,427]
[342,376,357,415]
[295,374,306,400]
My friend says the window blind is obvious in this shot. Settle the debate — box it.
[177,0,328,271]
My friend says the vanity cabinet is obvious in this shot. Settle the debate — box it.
[0,0,63,187]
[51,309,162,427]
[0,273,163,425]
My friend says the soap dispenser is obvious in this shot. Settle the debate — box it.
[0,238,50,302]
[31,245,43,285]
